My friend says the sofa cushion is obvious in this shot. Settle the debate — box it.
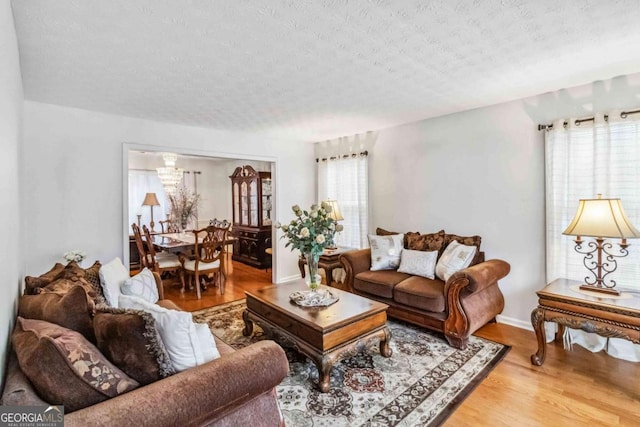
[18,285,96,343]
[435,241,477,281]
[12,317,139,413]
[354,270,412,298]
[24,263,66,294]
[93,307,176,385]
[406,230,446,253]
[398,249,438,279]
[99,257,130,307]
[37,276,98,313]
[375,227,419,248]
[368,234,404,271]
[118,295,220,371]
[393,276,446,312]
[444,233,483,265]
[120,268,159,304]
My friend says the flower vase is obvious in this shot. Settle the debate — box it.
[304,252,322,292]
[180,214,189,232]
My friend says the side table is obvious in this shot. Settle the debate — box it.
[530,278,640,366]
[298,247,354,285]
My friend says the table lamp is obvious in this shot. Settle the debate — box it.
[563,194,640,295]
[142,192,161,233]
[323,200,344,249]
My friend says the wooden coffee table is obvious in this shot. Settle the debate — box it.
[242,281,392,392]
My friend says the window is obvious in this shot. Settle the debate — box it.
[317,153,369,248]
[545,113,640,288]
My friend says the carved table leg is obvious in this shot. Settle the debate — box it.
[298,256,306,278]
[379,327,393,357]
[242,310,254,337]
[530,307,547,366]
[313,356,334,393]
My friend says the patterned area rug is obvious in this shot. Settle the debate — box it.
[193,300,509,427]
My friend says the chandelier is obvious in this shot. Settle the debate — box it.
[156,152,183,194]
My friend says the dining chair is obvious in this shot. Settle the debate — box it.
[142,225,181,277]
[209,218,231,230]
[132,223,154,270]
[159,220,180,234]
[179,226,226,299]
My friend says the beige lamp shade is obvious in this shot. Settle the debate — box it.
[563,196,640,239]
[142,192,161,207]
[323,200,344,221]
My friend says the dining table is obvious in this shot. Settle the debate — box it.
[151,232,237,254]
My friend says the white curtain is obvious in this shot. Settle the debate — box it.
[318,154,369,249]
[545,110,640,362]
[128,170,170,233]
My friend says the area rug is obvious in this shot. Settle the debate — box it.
[193,300,510,427]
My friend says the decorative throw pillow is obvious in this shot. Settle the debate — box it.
[375,227,419,248]
[194,323,221,363]
[24,263,67,295]
[435,241,478,282]
[120,268,159,304]
[18,285,96,343]
[118,294,215,371]
[93,307,175,385]
[38,277,98,313]
[99,257,130,308]
[368,234,404,271]
[406,230,446,253]
[12,317,139,413]
[397,249,438,279]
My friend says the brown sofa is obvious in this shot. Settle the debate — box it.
[340,231,510,349]
[2,269,289,427]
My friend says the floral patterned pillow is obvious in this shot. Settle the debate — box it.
[12,317,139,412]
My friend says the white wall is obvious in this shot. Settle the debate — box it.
[22,101,315,283]
[0,0,23,384]
[369,73,640,328]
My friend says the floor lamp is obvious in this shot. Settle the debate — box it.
[142,193,161,233]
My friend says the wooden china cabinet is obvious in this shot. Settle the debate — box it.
[229,165,272,269]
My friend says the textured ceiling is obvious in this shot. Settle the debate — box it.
[11,0,640,141]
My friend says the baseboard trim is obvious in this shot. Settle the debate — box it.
[276,274,302,284]
[496,314,534,331]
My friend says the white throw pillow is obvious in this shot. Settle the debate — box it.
[435,241,477,282]
[121,268,159,304]
[99,257,129,308]
[118,294,204,371]
[194,323,220,363]
[369,234,404,271]
[398,249,438,279]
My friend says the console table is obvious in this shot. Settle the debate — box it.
[298,247,353,285]
[530,278,640,366]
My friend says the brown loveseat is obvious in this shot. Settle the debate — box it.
[2,265,289,427]
[340,229,510,349]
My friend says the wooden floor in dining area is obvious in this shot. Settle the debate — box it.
[161,258,273,312]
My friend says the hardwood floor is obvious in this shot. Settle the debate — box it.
[164,268,640,425]
[161,256,272,312]
[447,323,640,426]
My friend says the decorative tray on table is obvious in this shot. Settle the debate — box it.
[289,288,339,307]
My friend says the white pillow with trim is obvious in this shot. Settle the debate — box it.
[118,294,204,371]
[398,249,438,279]
[121,268,159,304]
[369,234,404,271]
[435,240,477,282]
[99,257,129,308]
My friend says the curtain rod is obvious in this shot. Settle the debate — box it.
[315,150,368,163]
[129,168,201,173]
[537,108,640,131]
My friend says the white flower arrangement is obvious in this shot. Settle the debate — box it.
[63,250,86,264]
[275,202,344,256]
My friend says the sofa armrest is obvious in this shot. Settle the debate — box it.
[340,249,371,292]
[66,340,288,427]
[446,259,510,294]
[443,259,510,349]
